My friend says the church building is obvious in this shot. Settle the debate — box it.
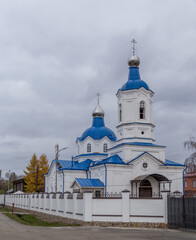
[45,40,184,197]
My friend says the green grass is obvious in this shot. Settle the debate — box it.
[0,207,12,212]
[3,212,80,227]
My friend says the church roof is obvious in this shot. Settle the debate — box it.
[54,159,93,171]
[126,152,184,167]
[165,159,184,167]
[77,116,116,141]
[120,66,152,92]
[73,178,104,188]
[108,142,166,151]
[91,155,125,167]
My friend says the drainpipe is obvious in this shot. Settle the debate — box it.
[183,165,187,195]
[88,169,91,179]
[72,156,74,167]
[62,170,65,196]
[104,164,107,197]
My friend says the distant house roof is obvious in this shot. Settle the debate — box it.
[72,178,104,188]
[184,172,196,177]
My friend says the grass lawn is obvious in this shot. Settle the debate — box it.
[0,206,12,212]
[2,209,80,227]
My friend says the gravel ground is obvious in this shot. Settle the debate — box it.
[0,212,195,240]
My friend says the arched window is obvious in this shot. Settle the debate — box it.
[87,143,91,153]
[140,101,145,119]
[103,143,107,153]
[119,104,122,122]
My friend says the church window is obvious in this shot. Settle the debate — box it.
[193,180,196,188]
[142,162,148,169]
[95,190,101,198]
[87,143,91,153]
[185,181,187,188]
[103,143,107,153]
[140,101,145,119]
[119,104,122,122]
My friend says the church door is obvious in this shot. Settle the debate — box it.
[139,179,152,197]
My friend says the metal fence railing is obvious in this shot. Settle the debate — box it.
[168,194,196,230]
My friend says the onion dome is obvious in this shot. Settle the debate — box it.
[128,55,140,67]
[77,103,116,141]
[92,103,105,117]
[120,65,150,91]
[120,39,152,92]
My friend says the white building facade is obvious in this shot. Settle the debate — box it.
[45,44,184,197]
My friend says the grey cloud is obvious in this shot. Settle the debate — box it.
[0,0,196,174]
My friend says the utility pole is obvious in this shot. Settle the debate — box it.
[8,170,11,193]
[55,145,68,193]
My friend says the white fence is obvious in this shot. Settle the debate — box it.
[0,191,168,224]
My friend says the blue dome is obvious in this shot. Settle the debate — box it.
[78,117,116,141]
[120,67,151,92]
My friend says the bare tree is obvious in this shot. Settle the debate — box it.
[184,137,196,173]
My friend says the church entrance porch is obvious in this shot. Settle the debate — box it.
[130,174,171,198]
[139,179,152,197]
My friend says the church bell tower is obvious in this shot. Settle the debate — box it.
[116,39,155,144]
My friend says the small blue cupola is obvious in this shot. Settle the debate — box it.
[77,103,116,141]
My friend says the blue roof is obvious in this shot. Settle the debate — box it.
[126,152,184,167]
[92,155,125,167]
[55,159,93,171]
[119,67,153,92]
[165,160,184,167]
[74,153,108,159]
[108,142,166,151]
[127,152,164,165]
[75,178,104,187]
[78,117,116,141]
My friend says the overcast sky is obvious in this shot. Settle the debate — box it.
[0,0,196,175]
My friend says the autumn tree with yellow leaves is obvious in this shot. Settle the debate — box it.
[24,153,49,193]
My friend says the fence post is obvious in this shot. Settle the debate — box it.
[161,190,170,224]
[121,189,130,222]
[56,192,61,216]
[83,191,93,222]
[73,190,80,219]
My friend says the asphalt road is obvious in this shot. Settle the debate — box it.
[0,213,195,240]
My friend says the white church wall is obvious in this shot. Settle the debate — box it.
[45,162,87,193]
[116,89,154,141]
[74,154,107,163]
[76,136,115,157]
[108,145,166,163]
[106,165,132,193]
[90,166,105,186]
[63,171,87,192]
